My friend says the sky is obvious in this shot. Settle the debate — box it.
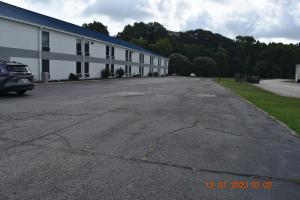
[2,0,300,44]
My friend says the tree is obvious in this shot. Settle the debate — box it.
[117,22,169,44]
[129,38,148,48]
[149,38,173,56]
[212,48,229,77]
[192,57,218,77]
[169,53,191,76]
[229,57,247,75]
[81,20,300,79]
[235,36,256,45]
[82,21,109,35]
[255,60,281,78]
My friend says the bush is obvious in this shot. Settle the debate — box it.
[148,72,153,77]
[133,74,142,77]
[69,73,79,81]
[169,53,191,76]
[115,68,125,78]
[153,72,159,77]
[101,68,110,79]
[192,57,218,77]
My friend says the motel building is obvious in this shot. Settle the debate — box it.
[0,2,169,81]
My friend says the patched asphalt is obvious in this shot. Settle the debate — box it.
[0,77,300,200]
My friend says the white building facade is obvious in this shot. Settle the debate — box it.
[0,2,168,81]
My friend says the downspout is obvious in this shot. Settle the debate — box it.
[82,38,85,79]
[38,27,42,81]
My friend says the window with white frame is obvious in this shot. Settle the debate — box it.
[76,62,82,77]
[126,50,132,61]
[106,46,110,59]
[111,47,115,60]
[84,62,89,78]
[42,31,50,51]
[139,53,144,63]
[85,42,90,56]
[110,64,114,76]
[76,39,82,55]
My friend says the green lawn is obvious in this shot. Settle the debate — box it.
[216,78,300,135]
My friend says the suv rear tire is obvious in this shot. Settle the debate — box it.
[17,90,27,95]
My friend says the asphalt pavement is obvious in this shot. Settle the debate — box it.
[257,79,300,98]
[0,77,300,200]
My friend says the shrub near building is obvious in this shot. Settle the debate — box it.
[169,53,218,77]
[192,57,218,77]
[169,53,191,76]
[115,68,125,78]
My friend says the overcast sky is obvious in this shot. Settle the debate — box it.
[3,0,300,44]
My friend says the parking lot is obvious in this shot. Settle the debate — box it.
[0,77,300,199]
[257,79,300,98]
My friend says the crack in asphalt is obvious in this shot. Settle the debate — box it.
[142,120,200,159]
[48,145,300,186]
[0,107,122,152]
[203,127,299,144]
[3,135,299,187]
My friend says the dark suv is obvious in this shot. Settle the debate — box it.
[0,61,34,95]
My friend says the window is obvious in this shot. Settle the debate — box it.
[158,59,161,66]
[125,65,128,76]
[85,42,90,56]
[76,39,82,55]
[84,62,89,78]
[126,50,132,61]
[139,53,144,63]
[42,31,50,51]
[129,65,131,76]
[139,66,144,75]
[129,51,132,61]
[150,56,154,65]
[106,46,110,59]
[76,62,82,77]
[111,47,115,60]
[42,59,49,73]
[110,64,114,76]
[126,50,129,61]
[106,64,109,71]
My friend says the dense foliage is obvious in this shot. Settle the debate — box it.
[101,68,110,79]
[82,21,109,35]
[115,68,125,78]
[84,21,300,78]
[116,22,300,78]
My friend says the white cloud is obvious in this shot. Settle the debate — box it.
[1,0,300,43]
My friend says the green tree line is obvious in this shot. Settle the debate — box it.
[83,21,300,78]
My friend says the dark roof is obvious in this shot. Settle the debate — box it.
[0,1,164,57]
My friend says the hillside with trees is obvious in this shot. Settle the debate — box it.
[84,21,300,78]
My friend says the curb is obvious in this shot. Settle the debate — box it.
[217,81,300,139]
[34,76,168,85]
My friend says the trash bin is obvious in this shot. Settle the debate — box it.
[41,72,49,83]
